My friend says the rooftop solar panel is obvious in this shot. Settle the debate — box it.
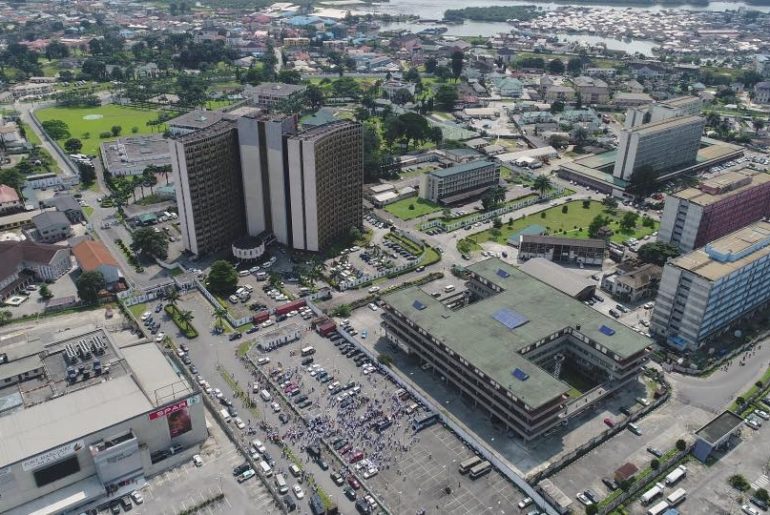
[412,300,427,310]
[513,368,529,381]
[492,308,529,330]
[599,325,616,336]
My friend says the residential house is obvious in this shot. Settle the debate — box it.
[72,240,122,285]
[44,194,84,223]
[544,85,575,103]
[31,211,72,243]
[601,263,662,303]
[0,185,22,214]
[494,77,523,98]
[573,76,610,104]
[0,240,72,300]
[754,82,770,104]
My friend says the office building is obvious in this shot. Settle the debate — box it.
[651,220,770,350]
[381,258,649,441]
[286,121,363,252]
[613,115,705,181]
[168,109,228,136]
[419,160,500,204]
[649,96,703,122]
[172,112,363,255]
[170,120,246,256]
[0,328,205,514]
[517,235,606,266]
[100,136,171,177]
[243,82,307,109]
[0,240,71,300]
[658,169,770,252]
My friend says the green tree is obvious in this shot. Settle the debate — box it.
[547,58,565,74]
[481,185,506,210]
[391,88,413,106]
[39,284,53,300]
[166,288,180,307]
[306,83,324,109]
[76,270,106,304]
[642,215,655,228]
[676,439,687,451]
[549,100,565,114]
[131,227,169,259]
[77,161,96,186]
[755,488,769,503]
[331,304,352,317]
[110,125,122,137]
[588,214,609,238]
[64,138,82,153]
[729,474,750,492]
[637,242,681,266]
[41,120,70,140]
[582,199,591,209]
[585,505,598,515]
[0,310,11,326]
[492,217,502,229]
[212,306,227,333]
[619,211,639,231]
[179,310,194,330]
[434,84,458,111]
[533,175,552,196]
[650,458,660,470]
[207,260,238,295]
[567,57,583,75]
[450,51,464,81]
[602,196,619,211]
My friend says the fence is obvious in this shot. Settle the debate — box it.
[29,108,80,178]
[420,190,563,233]
[319,307,560,515]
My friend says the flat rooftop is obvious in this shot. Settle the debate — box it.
[695,410,744,444]
[0,328,192,468]
[100,135,170,170]
[630,115,703,136]
[674,169,770,206]
[658,95,700,108]
[672,220,770,281]
[430,159,495,179]
[168,109,227,130]
[384,258,649,408]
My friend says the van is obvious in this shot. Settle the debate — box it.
[289,464,301,477]
[256,272,267,281]
[238,270,250,277]
[260,389,272,402]
[259,460,273,477]
[220,408,231,421]
[628,423,642,435]
[406,402,419,415]
[275,473,289,494]
[444,285,455,293]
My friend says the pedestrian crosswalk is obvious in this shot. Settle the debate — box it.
[752,474,768,490]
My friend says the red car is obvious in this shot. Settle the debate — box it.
[603,418,615,428]
[339,444,353,455]
[349,451,364,464]
[347,476,361,490]
[283,383,297,393]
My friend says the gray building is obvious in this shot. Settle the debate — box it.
[381,258,649,441]
[518,235,606,266]
[100,135,171,177]
[649,96,703,122]
[419,160,500,204]
[613,115,705,181]
[31,211,72,243]
[243,82,307,109]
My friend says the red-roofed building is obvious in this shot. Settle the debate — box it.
[0,185,21,213]
[72,240,122,285]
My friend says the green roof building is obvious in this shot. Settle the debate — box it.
[381,258,649,441]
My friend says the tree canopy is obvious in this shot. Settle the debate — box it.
[207,260,238,295]
[637,242,680,266]
[77,271,106,304]
[131,227,169,260]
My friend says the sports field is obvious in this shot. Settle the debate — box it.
[35,105,167,155]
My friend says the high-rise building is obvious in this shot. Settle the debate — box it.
[652,220,770,350]
[171,113,363,256]
[286,121,363,252]
[658,169,770,252]
[613,115,705,181]
[170,120,246,256]
[649,96,702,122]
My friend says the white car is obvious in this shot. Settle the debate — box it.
[234,417,246,429]
[363,467,379,479]
[252,439,266,454]
[155,332,165,342]
[130,491,144,504]
[212,388,223,399]
[368,303,378,311]
[292,484,305,499]
[192,455,203,467]
[271,402,281,413]
[328,381,340,391]
[337,392,349,402]
[576,492,593,506]
[755,409,770,421]
[746,418,760,430]
[141,311,152,321]
[743,505,761,515]
[368,286,380,293]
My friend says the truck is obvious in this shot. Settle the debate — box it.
[666,488,686,507]
[665,465,687,486]
[640,483,665,505]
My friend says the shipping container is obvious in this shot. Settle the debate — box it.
[275,299,306,316]
[253,310,270,324]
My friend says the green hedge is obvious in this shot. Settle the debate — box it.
[165,304,199,338]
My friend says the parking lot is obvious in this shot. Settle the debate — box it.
[246,317,529,515]
[134,412,280,515]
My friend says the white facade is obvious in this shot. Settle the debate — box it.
[657,196,704,252]
[169,140,197,255]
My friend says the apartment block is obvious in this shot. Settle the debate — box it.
[658,169,770,252]
[419,160,500,204]
[243,82,307,109]
[652,220,770,350]
[381,258,649,441]
[613,115,705,181]
[170,120,246,255]
[573,76,610,104]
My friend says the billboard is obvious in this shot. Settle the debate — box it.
[149,396,200,439]
[22,440,84,472]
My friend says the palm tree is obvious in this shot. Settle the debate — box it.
[213,307,227,333]
[533,175,552,197]
[166,288,180,307]
[179,310,194,330]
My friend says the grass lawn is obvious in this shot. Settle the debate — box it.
[83,206,94,218]
[468,200,658,245]
[35,104,167,156]
[128,303,148,318]
[20,122,42,145]
[385,198,442,220]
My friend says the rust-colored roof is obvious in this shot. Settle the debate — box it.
[72,240,118,272]
[0,185,19,204]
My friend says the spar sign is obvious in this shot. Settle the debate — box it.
[149,399,189,421]
[149,395,200,438]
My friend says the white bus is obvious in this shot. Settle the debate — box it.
[640,483,664,505]
[459,456,482,474]
[665,465,687,486]
[666,488,686,507]
[469,460,492,479]
[301,346,316,357]
[646,500,669,515]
